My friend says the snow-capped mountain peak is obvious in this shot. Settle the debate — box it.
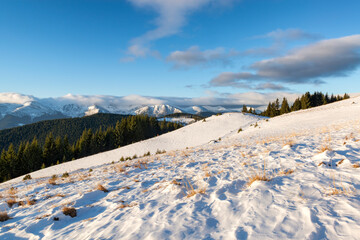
[134,104,183,117]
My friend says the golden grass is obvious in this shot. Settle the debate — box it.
[96,184,109,193]
[27,198,37,206]
[247,175,271,187]
[326,172,355,196]
[36,214,50,220]
[48,175,57,185]
[54,193,66,198]
[8,187,17,196]
[115,165,126,173]
[352,163,360,168]
[183,180,206,198]
[318,135,332,153]
[62,206,77,218]
[134,159,148,169]
[6,198,17,208]
[246,158,272,187]
[318,145,332,153]
[171,179,181,185]
[117,202,137,209]
[283,139,295,147]
[0,212,10,222]
[278,169,295,176]
[336,159,345,166]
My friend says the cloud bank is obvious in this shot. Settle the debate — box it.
[210,34,360,89]
[166,46,238,68]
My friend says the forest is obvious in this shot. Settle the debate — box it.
[0,115,182,182]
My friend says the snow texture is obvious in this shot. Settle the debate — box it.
[1,96,360,239]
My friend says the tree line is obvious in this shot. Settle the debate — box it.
[0,115,182,182]
[242,92,350,117]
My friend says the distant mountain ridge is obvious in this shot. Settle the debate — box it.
[0,93,252,129]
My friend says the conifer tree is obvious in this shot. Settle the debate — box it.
[43,133,57,167]
[242,105,248,113]
[300,92,311,109]
[280,97,290,115]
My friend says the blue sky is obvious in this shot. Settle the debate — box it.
[1,0,360,102]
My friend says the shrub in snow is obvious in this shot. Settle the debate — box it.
[62,207,77,218]
[0,212,10,222]
[62,172,69,178]
[96,184,109,192]
[23,174,32,181]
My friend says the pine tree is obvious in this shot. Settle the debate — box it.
[300,92,311,109]
[43,133,57,166]
[242,105,248,113]
[291,98,302,111]
[280,97,290,115]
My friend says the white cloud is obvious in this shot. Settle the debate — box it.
[259,28,320,41]
[210,34,360,88]
[125,0,238,60]
[166,46,239,68]
[0,92,35,104]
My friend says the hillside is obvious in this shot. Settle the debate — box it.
[0,93,255,130]
[1,97,360,239]
[0,113,128,150]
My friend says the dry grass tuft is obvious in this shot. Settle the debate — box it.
[62,207,77,218]
[336,159,345,166]
[326,172,355,196]
[0,212,10,222]
[278,169,295,176]
[55,193,66,198]
[247,175,271,187]
[283,139,295,147]
[96,184,109,193]
[352,163,360,168]
[36,214,50,220]
[183,180,206,198]
[8,187,17,196]
[318,136,332,153]
[171,179,181,186]
[115,165,126,173]
[327,186,354,196]
[6,198,17,208]
[117,202,137,209]
[48,175,57,185]
[319,145,332,153]
[27,198,37,206]
[134,159,148,169]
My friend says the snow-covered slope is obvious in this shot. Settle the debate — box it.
[1,97,360,239]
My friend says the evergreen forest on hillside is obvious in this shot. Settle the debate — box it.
[241,92,350,117]
[0,115,182,182]
[0,113,129,151]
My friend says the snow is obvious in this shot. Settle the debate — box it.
[134,104,183,117]
[1,97,360,239]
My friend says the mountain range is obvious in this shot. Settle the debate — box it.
[0,93,251,130]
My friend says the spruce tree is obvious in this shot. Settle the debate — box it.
[280,97,290,115]
[242,105,248,113]
[300,92,311,109]
[291,98,301,111]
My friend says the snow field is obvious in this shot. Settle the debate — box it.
[1,97,360,239]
